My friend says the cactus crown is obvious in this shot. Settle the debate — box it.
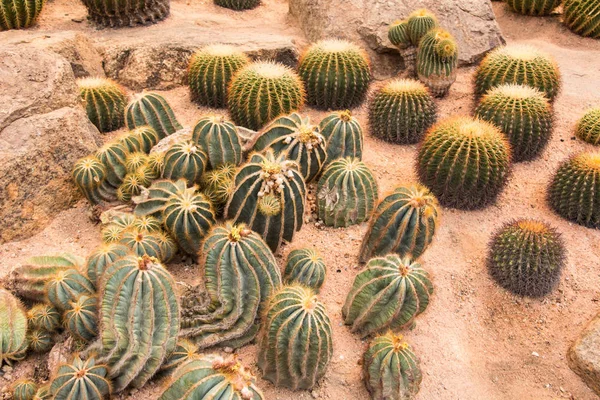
[433,30,458,58]
[77,77,112,89]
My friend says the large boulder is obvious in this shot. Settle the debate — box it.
[569,313,600,396]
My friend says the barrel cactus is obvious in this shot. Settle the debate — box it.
[417,117,512,209]
[119,126,160,154]
[548,152,600,228]
[27,329,53,353]
[283,248,327,292]
[388,20,417,75]
[63,295,98,342]
[343,255,433,337]
[119,229,164,259]
[319,110,363,161]
[134,178,187,219]
[214,0,260,10]
[228,61,305,130]
[192,116,243,168]
[46,269,95,311]
[201,163,236,213]
[258,284,333,390]
[133,215,162,232]
[12,379,37,400]
[506,0,561,15]
[368,79,436,144]
[416,28,458,97]
[407,8,438,46]
[0,289,28,365]
[188,45,249,107]
[124,152,149,173]
[298,39,371,110]
[158,339,197,374]
[32,385,50,400]
[225,150,306,252]
[50,355,110,400]
[72,156,107,204]
[575,108,600,145]
[78,78,127,133]
[95,141,128,188]
[81,0,169,27]
[162,140,208,186]
[563,0,600,38]
[363,332,422,400]
[0,0,44,31]
[125,92,182,138]
[27,303,61,332]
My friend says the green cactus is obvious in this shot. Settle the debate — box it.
[27,328,53,353]
[225,150,306,252]
[101,225,123,243]
[46,269,95,311]
[214,0,260,10]
[27,303,61,332]
[475,45,562,101]
[12,379,37,400]
[156,231,178,263]
[119,229,165,259]
[417,117,512,209]
[283,248,326,292]
[125,92,182,138]
[368,78,437,144]
[563,0,600,38]
[32,385,51,400]
[548,152,600,228]
[100,214,137,243]
[96,141,129,188]
[488,219,565,297]
[252,112,327,182]
[575,108,600,145]
[50,355,110,400]
[133,178,187,219]
[133,215,162,232]
[146,151,165,179]
[506,0,561,15]
[228,61,306,130]
[159,355,265,400]
[0,289,28,365]
[475,84,553,161]
[64,295,98,342]
[407,8,438,46]
[192,116,243,168]
[116,171,145,202]
[363,332,422,400]
[124,152,149,173]
[317,157,378,228]
[81,0,169,27]
[158,339,197,374]
[343,255,433,337]
[78,78,127,133]
[162,140,208,186]
[72,156,108,205]
[118,126,160,154]
[188,45,249,107]
[201,163,237,214]
[100,255,179,392]
[416,28,459,97]
[104,211,137,231]
[0,0,44,31]
[388,19,417,75]
[319,110,363,161]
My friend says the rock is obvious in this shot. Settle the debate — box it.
[569,313,600,396]
[150,127,193,153]
[47,337,75,373]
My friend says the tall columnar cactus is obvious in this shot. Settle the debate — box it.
[46,269,95,311]
[0,0,44,31]
[0,289,28,366]
[252,113,327,182]
[317,157,378,228]
[78,78,127,133]
[96,141,129,188]
[158,339,198,374]
[488,219,565,297]
[506,0,562,15]
[475,45,561,101]
[363,332,422,400]
[548,152,600,228]
[118,126,160,153]
[162,140,208,185]
[86,243,129,286]
[119,229,164,259]
[27,329,53,353]
[134,178,187,219]
[72,156,107,205]
[12,379,37,400]
[476,84,553,162]
[201,163,237,213]
[188,45,249,107]
[319,110,363,161]
[417,117,512,210]
[214,0,260,10]
[192,116,243,168]
[283,248,327,292]
[100,255,179,392]
[416,28,459,97]
[228,61,306,130]
[125,92,182,138]
[343,255,433,337]
[159,355,265,400]
[257,285,333,390]
[358,184,439,263]
[27,304,61,332]
[81,0,169,27]
[563,0,600,38]
[298,39,372,110]
[225,150,306,252]
[64,295,98,342]
[368,79,437,144]
[575,108,600,145]
[50,356,110,400]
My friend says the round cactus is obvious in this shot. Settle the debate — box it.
[548,152,600,228]
[32,385,50,400]
[417,117,512,209]
[283,248,327,292]
[475,45,561,101]
[363,333,422,400]
[116,172,146,202]
[27,303,61,332]
[192,116,242,168]
[258,284,333,390]
[343,255,433,337]
[146,151,165,179]
[575,108,600,145]
[228,61,306,130]
[12,379,37,400]
[359,184,439,263]
[46,269,95,311]
[119,229,164,259]
[407,8,438,46]
[214,0,260,10]
[388,19,418,75]
[50,355,110,400]
[125,92,182,138]
[416,28,459,97]
[81,0,169,27]
[72,156,107,204]
[188,45,249,107]
[158,339,198,374]
[95,141,128,188]
[156,231,178,263]
[368,79,437,144]
[133,215,162,232]
[124,151,149,173]
[64,295,98,342]
[0,0,44,31]
[506,0,561,15]
[317,157,378,228]
[162,140,208,186]
[27,329,53,353]
[78,78,127,133]
[133,178,187,219]
[319,110,363,161]
[101,225,123,243]
[0,289,28,365]
[564,0,600,38]
[118,126,160,154]
[201,163,237,213]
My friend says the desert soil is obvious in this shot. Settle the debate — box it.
[2,1,600,399]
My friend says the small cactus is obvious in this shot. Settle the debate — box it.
[343,255,433,337]
[81,0,169,27]
[119,229,165,259]
[78,78,127,133]
[32,385,51,400]
[158,339,197,374]
[192,116,243,168]
[95,141,129,188]
[133,215,162,232]
[118,126,160,153]
[201,163,237,214]
[416,28,458,97]
[125,92,182,138]
[258,285,333,390]
[368,79,436,144]
[27,303,61,332]
[563,0,600,38]
[146,151,166,179]
[72,156,107,205]
[156,231,178,263]
[506,0,561,15]
[134,178,187,219]
[64,295,98,342]
[214,0,260,10]
[575,108,600,145]
[27,329,53,353]
[0,0,44,31]
[407,8,438,46]
[319,110,363,161]
[298,39,371,110]
[50,355,110,400]
[0,290,28,365]
[228,61,305,130]
[283,248,326,292]
[46,269,95,311]
[116,171,146,202]
[124,151,149,173]
[12,379,37,400]
[388,20,418,75]
[162,140,208,186]
[417,117,512,209]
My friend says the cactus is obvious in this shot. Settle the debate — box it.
[201,163,237,213]
[563,0,600,38]
[416,28,458,97]
[317,157,378,228]
[228,61,306,130]
[343,255,433,337]
[100,255,179,391]
[116,170,147,202]
[146,151,165,179]
[101,225,123,243]
[125,92,182,138]
[475,45,561,101]
[81,0,169,27]
[192,116,243,168]
[417,117,512,209]
[225,150,306,252]
[134,178,187,219]
[12,379,37,400]
[488,219,565,297]
[575,108,600,145]
[162,140,208,186]
[0,289,28,365]
[78,78,127,133]
[27,304,61,332]
[124,152,149,173]
[548,152,600,228]
[156,231,178,263]
[104,212,137,231]
[407,9,438,46]
[283,248,326,292]
[188,45,249,107]
[133,215,162,232]
[119,229,165,259]
[0,0,44,31]
[46,269,95,311]
[159,355,264,400]
[298,39,371,110]
[96,141,129,188]
[158,339,197,374]
[506,0,561,15]
[252,113,327,182]
[32,385,50,400]
[64,295,98,342]
[388,20,417,75]
[72,156,107,204]
[50,355,110,400]
[368,79,436,144]
[363,332,422,400]
[27,329,53,353]
[319,110,363,161]
[118,126,160,154]
[214,0,260,10]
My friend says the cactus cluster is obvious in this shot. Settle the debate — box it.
[27,303,61,332]
[506,0,561,15]
[388,9,438,75]
[46,268,94,311]
[0,289,28,365]
[575,108,600,145]
[319,110,363,161]
[416,28,458,97]
[81,0,170,27]
[200,163,237,213]
[78,78,127,133]
[50,356,110,400]
[192,116,243,168]
[0,0,44,31]
[563,0,600,38]
[126,92,182,138]
[283,248,327,292]
[162,140,208,185]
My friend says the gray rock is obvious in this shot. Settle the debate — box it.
[150,127,193,154]
[569,312,600,396]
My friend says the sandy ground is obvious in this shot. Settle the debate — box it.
[2,1,600,399]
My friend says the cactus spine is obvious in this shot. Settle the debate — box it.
[12,379,37,400]
[78,78,127,133]
[0,289,28,365]
[50,356,111,400]
[563,0,600,38]
[27,304,61,332]
[125,92,182,138]
[192,116,243,168]
[575,108,600,145]
[162,140,208,185]
[214,0,260,10]
[0,0,44,31]
[416,28,458,97]
[64,295,98,342]
[283,248,327,292]
[81,0,169,27]
[506,0,561,15]
[46,269,95,311]
[319,110,363,161]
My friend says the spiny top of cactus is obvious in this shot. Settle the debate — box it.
[488,83,544,100]
[258,193,282,216]
[257,157,296,197]
[77,77,121,89]
[137,254,160,271]
[297,123,322,145]
[500,44,545,61]
[452,117,507,141]
[578,152,600,170]
[388,332,410,351]
[410,8,436,18]
[516,219,549,233]
[210,355,256,390]
[246,61,296,79]
[382,78,429,94]
[227,223,252,242]
[202,44,244,57]
[312,39,365,55]
[432,29,458,57]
